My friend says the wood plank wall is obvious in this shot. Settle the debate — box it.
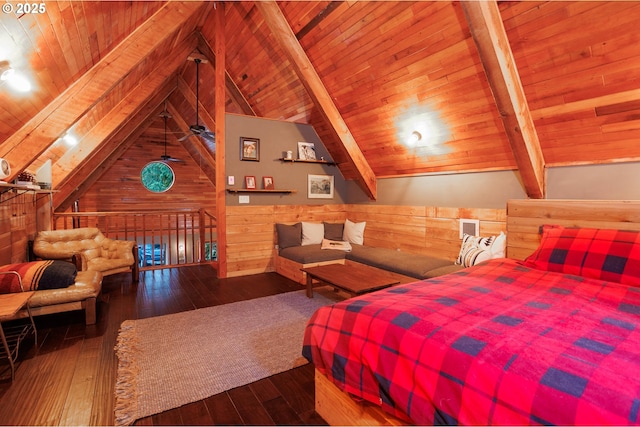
[348,205,507,261]
[507,199,640,261]
[226,204,347,277]
[226,203,506,277]
[76,135,216,213]
[0,191,51,264]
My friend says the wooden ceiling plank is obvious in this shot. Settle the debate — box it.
[176,76,217,133]
[53,77,179,212]
[0,1,207,183]
[52,34,199,210]
[197,33,256,116]
[51,60,185,186]
[461,0,545,199]
[256,1,377,200]
[166,102,216,186]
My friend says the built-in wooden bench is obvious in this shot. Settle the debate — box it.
[276,243,463,286]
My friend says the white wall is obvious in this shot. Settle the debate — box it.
[348,162,640,208]
[547,163,640,199]
[347,170,526,208]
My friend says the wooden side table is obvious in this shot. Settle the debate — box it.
[0,272,37,381]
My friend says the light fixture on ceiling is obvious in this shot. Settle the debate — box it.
[62,132,77,146]
[408,131,422,146]
[0,60,31,93]
[0,61,12,80]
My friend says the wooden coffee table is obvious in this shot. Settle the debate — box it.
[302,263,400,298]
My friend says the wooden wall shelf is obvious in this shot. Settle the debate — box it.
[0,183,54,193]
[279,158,337,166]
[227,189,296,194]
[0,183,55,204]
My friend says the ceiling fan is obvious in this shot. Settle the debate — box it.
[158,107,183,163]
[178,58,215,144]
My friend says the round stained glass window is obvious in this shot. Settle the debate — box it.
[141,161,175,193]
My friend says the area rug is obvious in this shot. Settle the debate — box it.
[114,289,339,426]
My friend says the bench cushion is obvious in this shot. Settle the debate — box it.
[346,245,454,279]
[279,244,347,264]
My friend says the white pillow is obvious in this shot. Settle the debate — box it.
[343,219,366,245]
[491,231,507,258]
[456,233,494,267]
[301,222,324,246]
[455,232,507,267]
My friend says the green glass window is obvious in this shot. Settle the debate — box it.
[141,161,175,193]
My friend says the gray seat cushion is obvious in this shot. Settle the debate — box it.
[346,245,453,279]
[279,244,347,264]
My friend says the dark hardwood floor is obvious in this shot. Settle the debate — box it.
[0,265,328,426]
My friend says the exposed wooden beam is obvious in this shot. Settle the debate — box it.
[197,33,256,116]
[54,80,178,211]
[0,1,208,183]
[176,76,217,133]
[52,37,198,188]
[166,101,217,186]
[461,0,545,199]
[214,1,227,278]
[256,1,377,200]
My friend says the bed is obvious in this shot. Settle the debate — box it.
[303,199,640,425]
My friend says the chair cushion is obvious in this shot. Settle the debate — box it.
[28,270,103,307]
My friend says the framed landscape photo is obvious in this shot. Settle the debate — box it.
[308,174,334,199]
[245,175,256,189]
[240,137,260,161]
[263,176,274,190]
[297,142,316,161]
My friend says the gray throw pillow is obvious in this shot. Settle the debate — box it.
[323,222,344,241]
[276,223,302,249]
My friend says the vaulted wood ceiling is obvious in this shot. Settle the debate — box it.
[1,1,639,208]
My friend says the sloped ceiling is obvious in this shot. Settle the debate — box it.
[1,1,639,208]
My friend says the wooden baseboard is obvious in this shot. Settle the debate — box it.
[315,369,408,426]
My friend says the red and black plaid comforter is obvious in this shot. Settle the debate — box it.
[303,258,640,425]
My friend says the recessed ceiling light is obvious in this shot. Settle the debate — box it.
[408,131,422,146]
[0,62,31,93]
[63,133,78,146]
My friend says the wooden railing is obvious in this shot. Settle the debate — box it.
[52,209,217,270]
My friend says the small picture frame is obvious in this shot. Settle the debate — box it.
[245,176,256,189]
[240,137,260,161]
[263,176,274,190]
[308,174,334,199]
[298,142,316,161]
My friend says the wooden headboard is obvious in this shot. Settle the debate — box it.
[506,199,640,261]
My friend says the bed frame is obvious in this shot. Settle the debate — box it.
[315,199,640,426]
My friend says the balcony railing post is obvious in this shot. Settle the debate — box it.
[52,210,217,269]
[199,208,206,263]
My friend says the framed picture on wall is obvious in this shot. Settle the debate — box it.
[240,137,260,161]
[308,174,334,199]
[298,142,316,161]
[245,176,256,189]
[263,176,274,190]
